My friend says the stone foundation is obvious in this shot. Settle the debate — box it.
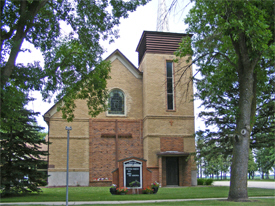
[48,172,89,187]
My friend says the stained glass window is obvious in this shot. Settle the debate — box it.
[108,89,124,115]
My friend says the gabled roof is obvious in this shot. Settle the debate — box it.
[43,49,142,121]
[105,49,142,79]
[43,102,60,123]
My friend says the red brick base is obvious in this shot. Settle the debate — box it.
[89,180,112,187]
[89,119,143,183]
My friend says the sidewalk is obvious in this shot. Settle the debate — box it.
[1,197,274,205]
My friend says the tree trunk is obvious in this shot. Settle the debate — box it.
[200,164,202,178]
[1,1,47,86]
[228,62,254,201]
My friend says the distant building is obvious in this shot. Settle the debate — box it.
[44,31,197,187]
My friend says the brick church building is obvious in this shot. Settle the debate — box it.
[44,31,197,187]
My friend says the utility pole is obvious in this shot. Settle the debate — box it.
[65,126,72,206]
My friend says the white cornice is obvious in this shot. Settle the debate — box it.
[107,51,142,79]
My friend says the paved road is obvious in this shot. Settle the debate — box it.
[213,180,275,189]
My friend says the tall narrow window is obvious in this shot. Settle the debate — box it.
[166,62,174,110]
[108,89,125,115]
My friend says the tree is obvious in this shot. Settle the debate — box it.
[0,84,49,197]
[175,0,274,201]
[196,131,231,179]
[1,0,149,120]
[194,61,274,181]
[194,68,274,181]
[247,150,257,179]
[255,147,275,179]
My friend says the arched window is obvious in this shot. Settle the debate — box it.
[108,89,125,115]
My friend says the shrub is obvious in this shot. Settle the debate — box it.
[151,181,160,188]
[110,184,117,188]
[142,186,153,194]
[197,178,214,185]
[197,178,204,185]
[205,179,214,185]
[116,187,128,194]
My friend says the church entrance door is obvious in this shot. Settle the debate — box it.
[166,157,179,185]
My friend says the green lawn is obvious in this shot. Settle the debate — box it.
[8,198,274,206]
[248,179,275,181]
[111,199,274,206]
[213,178,275,181]
[1,186,274,203]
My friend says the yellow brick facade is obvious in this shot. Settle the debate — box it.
[44,31,197,187]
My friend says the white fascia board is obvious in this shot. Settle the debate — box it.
[108,54,142,79]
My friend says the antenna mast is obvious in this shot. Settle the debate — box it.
[156,0,169,32]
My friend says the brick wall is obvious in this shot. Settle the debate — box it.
[160,137,184,152]
[112,169,119,186]
[89,119,143,182]
[158,157,162,186]
[162,157,167,186]
[180,156,192,186]
[148,167,159,184]
[89,180,112,187]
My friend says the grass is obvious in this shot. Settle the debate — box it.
[1,186,274,203]
[2,199,275,206]
[106,199,275,206]
[212,178,275,181]
[248,179,275,181]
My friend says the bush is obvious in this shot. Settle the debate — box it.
[197,178,213,185]
[205,179,214,185]
[197,178,204,185]
[151,181,160,188]
[116,187,128,194]
[142,187,153,194]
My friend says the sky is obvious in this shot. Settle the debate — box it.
[17,0,202,132]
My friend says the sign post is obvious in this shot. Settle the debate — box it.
[65,126,72,206]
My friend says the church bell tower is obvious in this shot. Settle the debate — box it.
[136,31,197,186]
